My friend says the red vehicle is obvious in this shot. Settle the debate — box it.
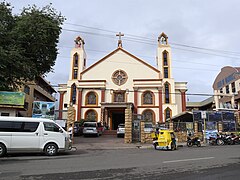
[97,122,104,135]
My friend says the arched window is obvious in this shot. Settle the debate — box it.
[142,109,155,124]
[164,67,169,78]
[73,69,78,79]
[164,82,170,103]
[73,53,78,67]
[85,110,97,121]
[163,51,168,66]
[71,84,77,104]
[86,92,97,105]
[165,108,172,121]
[142,91,154,105]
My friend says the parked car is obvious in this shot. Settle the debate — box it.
[117,124,125,138]
[74,122,83,136]
[144,122,154,133]
[83,122,102,137]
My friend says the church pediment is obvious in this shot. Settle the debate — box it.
[80,47,160,77]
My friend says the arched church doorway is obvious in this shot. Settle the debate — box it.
[111,112,125,130]
[101,103,134,131]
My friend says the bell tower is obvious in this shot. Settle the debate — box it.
[156,32,177,121]
[69,36,87,80]
[156,32,172,79]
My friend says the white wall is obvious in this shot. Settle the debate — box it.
[0,108,18,116]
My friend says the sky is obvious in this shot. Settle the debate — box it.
[8,0,240,102]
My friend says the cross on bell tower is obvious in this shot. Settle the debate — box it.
[116,32,124,48]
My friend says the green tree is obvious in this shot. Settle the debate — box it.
[0,2,65,90]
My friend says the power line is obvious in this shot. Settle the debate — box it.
[61,27,240,60]
[3,45,222,73]
[64,22,240,56]
[10,21,239,58]
[5,27,240,63]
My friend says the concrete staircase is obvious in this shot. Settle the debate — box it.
[103,130,117,135]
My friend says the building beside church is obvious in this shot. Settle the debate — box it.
[58,33,187,130]
[213,66,240,111]
[0,76,56,117]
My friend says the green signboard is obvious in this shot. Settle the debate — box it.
[0,92,25,106]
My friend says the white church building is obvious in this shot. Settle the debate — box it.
[58,33,187,130]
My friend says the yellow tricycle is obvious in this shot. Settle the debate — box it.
[152,129,177,150]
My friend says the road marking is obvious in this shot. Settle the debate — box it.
[163,157,215,164]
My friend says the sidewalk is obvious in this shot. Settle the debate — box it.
[72,136,152,150]
[71,136,208,150]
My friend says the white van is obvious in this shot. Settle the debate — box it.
[0,117,71,157]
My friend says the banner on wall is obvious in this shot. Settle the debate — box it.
[32,101,55,120]
[0,92,25,106]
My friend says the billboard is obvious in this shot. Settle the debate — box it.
[0,92,25,106]
[208,112,222,122]
[32,101,55,120]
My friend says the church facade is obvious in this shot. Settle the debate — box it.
[58,33,187,130]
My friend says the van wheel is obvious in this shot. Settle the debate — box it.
[44,143,58,156]
[0,144,6,157]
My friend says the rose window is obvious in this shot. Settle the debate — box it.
[112,70,128,86]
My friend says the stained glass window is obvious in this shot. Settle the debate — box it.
[143,91,153,104]
[143,110,155,123]
[114,92,125,102]
[165,83,170,103]
[86,110,97,121]
[163,51,168,66]
[165,108,171,121]
[112,70,128,86]
[164,67,168,78]
[74,53,78,67]
[71,84,77,104]
[86,92,97,105]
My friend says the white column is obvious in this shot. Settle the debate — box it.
[214,90,219,110]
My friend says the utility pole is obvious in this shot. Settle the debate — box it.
[201,111,207,143]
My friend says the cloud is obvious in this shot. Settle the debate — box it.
[8,0,240,101]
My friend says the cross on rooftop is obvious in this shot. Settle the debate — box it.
[116,32,124,47]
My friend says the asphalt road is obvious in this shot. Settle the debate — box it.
[0,145,240,180]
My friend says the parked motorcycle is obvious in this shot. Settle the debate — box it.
[209,136,218,145]
[209,133,239,145]
[229,133,240,145]
[187,136,201,147]
[219,134,235,145]
[209,134,225,146]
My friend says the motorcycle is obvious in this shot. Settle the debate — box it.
[229,133,240,145]
[209,133,238,145]
[209,134,225,146]
[209,136,217,145]
[187,136,201,147]
[219,134,234,145]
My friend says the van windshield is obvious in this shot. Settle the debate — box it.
[84,123,96,127]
